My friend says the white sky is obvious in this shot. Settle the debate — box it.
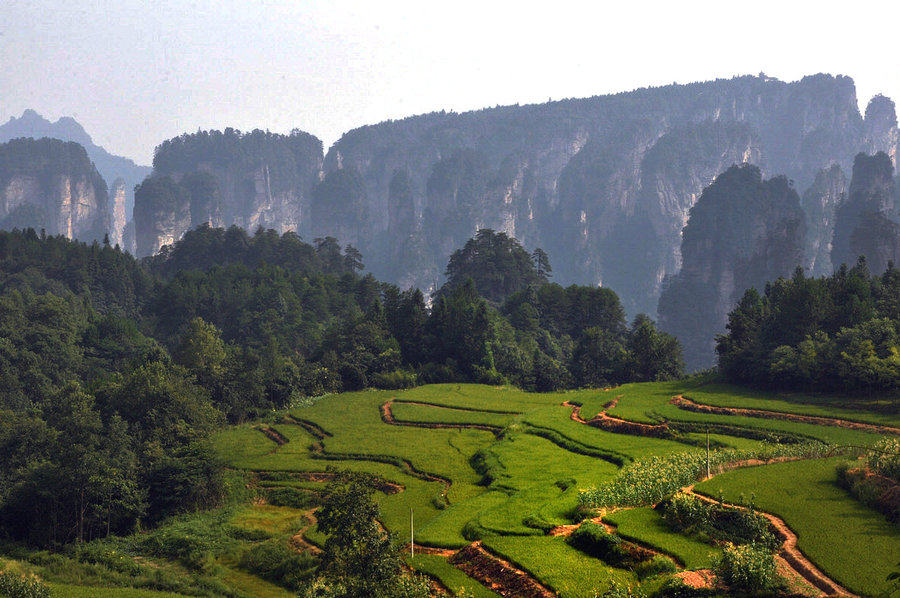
[2,0,899,165]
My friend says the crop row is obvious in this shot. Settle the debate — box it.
[579,441,832,509]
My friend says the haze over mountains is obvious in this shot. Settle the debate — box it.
[2,73,900,369]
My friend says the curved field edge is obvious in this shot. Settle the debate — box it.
[694,457,900,595]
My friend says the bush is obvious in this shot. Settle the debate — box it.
[714,542,778,593]
[370,369,418,390]
[867,438,900,482]
[634,554,676,579]
[568,523,629,564]
[655,577,716,597]
[657,492,777,550]
[239,541,317,590]
[0,571,51,598]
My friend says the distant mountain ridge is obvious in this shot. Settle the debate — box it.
[131,75,900,326]
[0,109,152,248]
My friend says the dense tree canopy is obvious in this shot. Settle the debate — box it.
[717,259,900,394]
[0,224,683,549]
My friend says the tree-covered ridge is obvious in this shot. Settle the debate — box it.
[0,224,683,552]
[152,127,322,183]
[717,259,900,393]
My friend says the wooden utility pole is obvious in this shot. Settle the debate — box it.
[410,507,414,559]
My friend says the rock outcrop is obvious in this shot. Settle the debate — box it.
[657,165,806,370]
[0,110,151,228]
[831,152,900,274]
[134,74,900,324]
[0,138,108,241]
[318,74,897,316]
[136,128,323,256]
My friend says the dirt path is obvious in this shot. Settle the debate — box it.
[449,541,556,598]
[671,395,900,436]
[682,485,856,597]
[381,399,504,436]
[563,399,672,437]
[256,424,289,447]
[289,509,321,554]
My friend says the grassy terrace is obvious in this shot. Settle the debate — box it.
[695,457,900,596]
[206,382,900,596]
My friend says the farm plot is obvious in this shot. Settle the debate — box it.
[212,382,900,596]
[695,456,900,595]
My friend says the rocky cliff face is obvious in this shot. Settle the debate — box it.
[109,178,130,250]
[801,165,847,276]
[136,128,323,256]
[134,75,900,333]
[657,165,806,371]
[831,152,900,274]
[0,110,151,228]
[318,74,896,316]
[0,138,108,241]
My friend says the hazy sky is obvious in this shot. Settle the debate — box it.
[3,0,900,165]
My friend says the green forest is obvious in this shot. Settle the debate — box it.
[0,225,681,547]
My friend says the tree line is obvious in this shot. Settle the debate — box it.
[717,258,900,393]
[0,224,682,548]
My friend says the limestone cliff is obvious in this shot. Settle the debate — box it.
[0,138,109,241]
[136,128,323,256]
[0,110,151,226]
[109,178,130,250]
[657,165,806,371]
[320,74,894,316]
[831,152,900,274]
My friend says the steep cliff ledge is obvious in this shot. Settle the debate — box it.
[0,137,109,242]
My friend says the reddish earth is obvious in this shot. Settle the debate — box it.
[671,395,900,436]
[289,509,321,555]
[449,542,556,598]
[257,425,289,445]
[674,569,715,589]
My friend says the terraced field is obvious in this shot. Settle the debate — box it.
[213,382,900,596]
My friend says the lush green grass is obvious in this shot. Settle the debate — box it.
[604,507,720,569]
[481,535,635,598]
[406,554,500,597]
[687,383,900,428]
[47,585,193,597]
[416,491,509,548]
[597,382,890,448]
[209,382,900,596]
[390,401,517,427]
[695,457,900,595]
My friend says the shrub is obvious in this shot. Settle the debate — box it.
[239,541,317,590]
[867,438,900,482]
[568,523,629,564]
[0,570,51,598]
[370,369,417,390]
[634,554,677,579]
[714,542,777,593]
[658,492,777,550]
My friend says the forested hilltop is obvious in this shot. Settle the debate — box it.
[0,225,680,547]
